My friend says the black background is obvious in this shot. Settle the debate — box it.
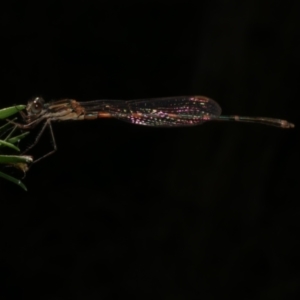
[1,0,299,299]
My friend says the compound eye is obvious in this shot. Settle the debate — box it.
[30,97,44,114]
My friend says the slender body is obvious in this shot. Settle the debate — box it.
[23,96,294,128]
[12,96,294,163]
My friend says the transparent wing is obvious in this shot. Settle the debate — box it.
[82,96,222,127]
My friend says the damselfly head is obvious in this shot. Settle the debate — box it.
[26,97,46,118]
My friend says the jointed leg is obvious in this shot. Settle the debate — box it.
[32,120,57,164]
[22,120,49,154]
[6,117,44,130]
[22,120,57,163]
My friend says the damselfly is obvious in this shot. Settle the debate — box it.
[10,96,294,163]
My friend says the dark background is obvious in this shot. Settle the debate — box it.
[0,0,299,299]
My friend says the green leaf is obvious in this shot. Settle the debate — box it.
[0,155,33,164]
[0,106,30,191]
[0,105,26,119]
[0,170,27,191]
[0,140,20,152]
[7,131,30,144]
